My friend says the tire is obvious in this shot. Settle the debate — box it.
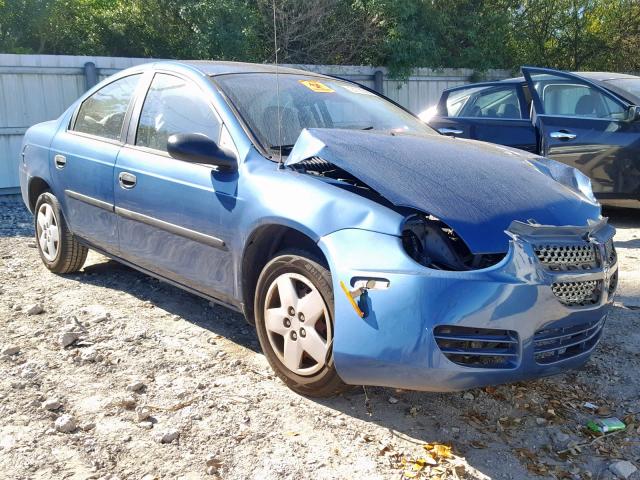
[34,191,88,274]
[254,250,348,397]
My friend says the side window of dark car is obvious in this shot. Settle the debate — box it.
[532,74,626,120]
[446,85,522,119]
[136,74,221,152]
[73,75,141,141]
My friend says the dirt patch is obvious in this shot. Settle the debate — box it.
[1,196,639,480]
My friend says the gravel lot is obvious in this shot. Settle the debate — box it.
[1,195,639,480]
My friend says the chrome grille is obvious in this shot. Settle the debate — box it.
[434,326,519,369]
[551,280,601,306]
[534,317,605,364]
[534,243,597,271]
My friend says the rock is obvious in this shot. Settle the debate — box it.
[463,392,475,401]
[42,398,62,411]
[118,396,137,410]
[26,304,44,315]
[535,417,547,426]
[553,431,570,446]
[81,422,96,431]
[156,429,180,444]
[83,305,111,324]
[54,414,77,433]
[609,461,637,479]
[2,345,20,356]
[135,406,151,422]
[127,381,145,392]
[80,349,102,364]
[59,331,80,348]
[387,396,399,404]
[139,421,154,430]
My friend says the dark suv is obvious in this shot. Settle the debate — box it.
[427,67,640,208]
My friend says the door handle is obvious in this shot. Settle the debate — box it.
[438,128,463,136]
[549,131,577,141]
[54,154,67,169]
[118,172,137,189]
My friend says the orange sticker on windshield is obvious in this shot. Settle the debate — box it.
[299,80,334,93]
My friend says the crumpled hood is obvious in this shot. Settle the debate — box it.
[286,128,601,254]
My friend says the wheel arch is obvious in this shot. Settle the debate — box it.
[28,177,52,212]
[240,222,329,324]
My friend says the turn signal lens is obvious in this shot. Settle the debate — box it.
[339,281,364,318]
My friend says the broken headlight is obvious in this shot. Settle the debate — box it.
[401,214,505,271]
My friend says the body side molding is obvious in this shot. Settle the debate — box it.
[64,189,114,212]
[114,206,227,250]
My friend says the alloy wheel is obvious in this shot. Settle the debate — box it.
[36,203,60,261]
[263,272,332,376]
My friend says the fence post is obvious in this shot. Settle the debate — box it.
[83,62,98,91]
[373,69,384,95]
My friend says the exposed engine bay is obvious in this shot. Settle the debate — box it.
[291,157,506,271]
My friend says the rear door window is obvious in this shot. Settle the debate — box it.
[445,85,522,119]
[73,75,141,141]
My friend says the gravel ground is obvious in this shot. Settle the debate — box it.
[1,195,639,480]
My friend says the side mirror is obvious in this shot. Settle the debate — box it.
[167,133,237,171]
[627,105,640,122]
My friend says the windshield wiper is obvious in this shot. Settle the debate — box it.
[269,144,295,154]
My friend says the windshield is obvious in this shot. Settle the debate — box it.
[215,73,436,154]
[604,78,640,100]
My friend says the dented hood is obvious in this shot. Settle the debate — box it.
[286,128,601,254]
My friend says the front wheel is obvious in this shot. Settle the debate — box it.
[34,192,88,273]
[254,251,348,397]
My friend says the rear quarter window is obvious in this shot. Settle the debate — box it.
[72,75,141,141]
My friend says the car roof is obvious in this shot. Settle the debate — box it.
[503,71,640,82]
[574,71,640,81]
[446,70,640,104]
[164,60,330,78]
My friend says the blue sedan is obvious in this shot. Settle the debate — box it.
[19,61,617,396]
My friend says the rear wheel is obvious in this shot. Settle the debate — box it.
[254,251,348,397]
[34,192,88,273]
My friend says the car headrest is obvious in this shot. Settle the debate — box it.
[575,94,596,115]
[503,103,519,118]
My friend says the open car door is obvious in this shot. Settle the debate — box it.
[427,81,537,152]
[523,66,640,199]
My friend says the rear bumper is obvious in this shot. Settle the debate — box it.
[320,220,617,392]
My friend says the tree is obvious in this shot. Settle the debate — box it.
[1,0,639,75]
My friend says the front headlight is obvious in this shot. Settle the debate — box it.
[530,157,597,203]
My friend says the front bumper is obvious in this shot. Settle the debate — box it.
[319,220,617,392]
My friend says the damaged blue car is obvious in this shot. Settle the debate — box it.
[19,61,618,397]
